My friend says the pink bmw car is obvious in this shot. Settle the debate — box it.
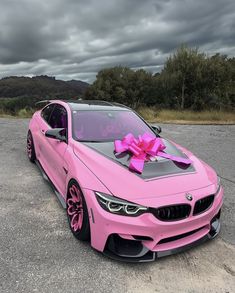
[27,100,223,262]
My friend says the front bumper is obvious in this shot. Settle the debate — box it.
[103,212,221,262]
[84,186,223,262]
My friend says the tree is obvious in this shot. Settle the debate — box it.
[85,67,154,108]
[162,45,206,109]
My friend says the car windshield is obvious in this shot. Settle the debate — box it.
[72,110,155,142]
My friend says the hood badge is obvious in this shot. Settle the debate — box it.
[185,193,193,201]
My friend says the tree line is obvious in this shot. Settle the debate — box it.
[0,46,234,114]
[85,46,235,111]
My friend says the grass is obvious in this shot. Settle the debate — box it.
[137,107,235,124]
[17,108,35,118]
[0,108,35,118]
[0,107,235,124]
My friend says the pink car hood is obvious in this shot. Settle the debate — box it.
[73,140,217,203]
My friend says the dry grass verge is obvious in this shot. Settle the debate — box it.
[0,108,35,118]
[1,107,235,124]
[137,108,235,124]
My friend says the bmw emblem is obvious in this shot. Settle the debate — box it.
[186,193,193,201]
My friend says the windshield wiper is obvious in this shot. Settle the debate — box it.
[77,139,104,143]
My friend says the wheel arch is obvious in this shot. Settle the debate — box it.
[66,178,82,199]
[64,160,111,201]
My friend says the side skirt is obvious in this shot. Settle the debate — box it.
[36,160,66,209]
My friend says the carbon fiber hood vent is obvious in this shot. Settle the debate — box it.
[83,139,195,180]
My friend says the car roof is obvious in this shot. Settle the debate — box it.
[67,100,130,111]
[39,99,131,111]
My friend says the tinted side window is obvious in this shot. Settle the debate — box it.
[49,105,67,129]
[41,104,54,124]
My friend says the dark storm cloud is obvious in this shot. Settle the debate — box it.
[0,0,234,82]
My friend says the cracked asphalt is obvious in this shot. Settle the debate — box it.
[0,118,234,293]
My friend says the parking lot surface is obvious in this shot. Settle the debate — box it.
[0,118,234,293]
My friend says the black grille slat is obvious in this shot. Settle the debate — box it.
[193,195,214,215]
[151,204,191,221]
[158,226,204,244]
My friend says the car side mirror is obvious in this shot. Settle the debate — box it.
[151,125,162,134]
[45,128,67,142]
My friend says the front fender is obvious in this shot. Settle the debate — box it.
[64,142,110,199]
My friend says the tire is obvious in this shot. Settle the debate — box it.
[66,180,90,241]
[27,130,36,163]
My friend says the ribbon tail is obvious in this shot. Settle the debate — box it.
[158,151,192,165]
[129,156,145,173]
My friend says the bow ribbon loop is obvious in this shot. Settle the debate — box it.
[114,132,192,173]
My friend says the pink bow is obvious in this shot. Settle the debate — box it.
[114,133,192,173]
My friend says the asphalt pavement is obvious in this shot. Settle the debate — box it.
[0,118,234,293]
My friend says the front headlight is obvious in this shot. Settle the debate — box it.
[95,192,148,216]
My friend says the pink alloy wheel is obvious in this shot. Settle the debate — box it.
[67,185,84,232]
[27,133,32,159]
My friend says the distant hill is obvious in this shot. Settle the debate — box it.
[0,75,89,99]
[66,79,89,93]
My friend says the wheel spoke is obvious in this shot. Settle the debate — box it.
[27,135,32,158]
[69,186,79,203]
[67,205,76,216]
[71,214,79,231]
[76,213,83,230]
[67,184,84,232]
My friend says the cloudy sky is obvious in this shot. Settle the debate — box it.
[0,0,234,82]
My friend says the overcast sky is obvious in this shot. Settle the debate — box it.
[0,0,234,82]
